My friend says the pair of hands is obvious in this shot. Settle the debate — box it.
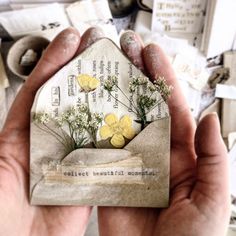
[0,27,230,236]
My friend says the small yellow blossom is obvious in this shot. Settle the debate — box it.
[77,74,100,92]
[99,113,135,148]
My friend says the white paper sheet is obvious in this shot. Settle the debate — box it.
[229,132,236,150]
[134,10,152,37]
[202,0,236,58]
[172,54,209,91]
[0,53,9,89]
[0,3,70,40]
[66,0,118,44]
[215,84,236,100]
[151,0,206,34]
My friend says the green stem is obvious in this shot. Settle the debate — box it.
[35,124,67,149]
[59,127,74,151]
[109,92,138,115]
[138,105,147,130]
[85,92,95,147]
[85,92,91,119]
[118,84,142,114]
[147,90,156,100]
[67,122,76,149]
[145,99,164,115]
[85,128,97,148]
[116,85,136,109]
[44,123,65,142]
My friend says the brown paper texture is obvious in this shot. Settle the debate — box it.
[30,38,170,207]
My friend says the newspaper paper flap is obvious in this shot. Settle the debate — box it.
[30,38,170,207]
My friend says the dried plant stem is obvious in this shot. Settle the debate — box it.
[109,92,138,115]
[35,124,68,149]
[146,98,164,114]
[116,85,137,112]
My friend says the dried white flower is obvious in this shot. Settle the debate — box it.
[147,83,157,92]
[104,76,118,91]
[34,112,50,124]
[78,104,88,113]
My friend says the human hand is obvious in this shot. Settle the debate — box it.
[98,31,231,236]
[0,27,104,236]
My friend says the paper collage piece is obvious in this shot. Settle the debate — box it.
[152,0,206,33]
[30,38,171,207]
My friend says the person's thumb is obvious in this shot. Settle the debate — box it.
[193,113,230,216]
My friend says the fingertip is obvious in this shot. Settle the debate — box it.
[198,113,221,137]
[195,113,226,157]
[59,26,81,38]
[193,113,230,216]
[77,27,104,55]
[143,43,158,52]
[120,30,144,49]
[120,30,145,71]
[44,27,81,59]
[143,43,172,81]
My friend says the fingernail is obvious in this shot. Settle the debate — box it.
[120,30,143,52]
[120,31,144,70]
[54,28,80,56]
[82,27,104,47]
[42,27,80,59]
[61,27,80,45]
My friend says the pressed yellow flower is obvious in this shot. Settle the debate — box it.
[99,113,135,148]
[77,74,100,92]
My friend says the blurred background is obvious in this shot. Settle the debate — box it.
[0,1,236,235]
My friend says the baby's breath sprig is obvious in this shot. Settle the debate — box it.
[104,76,139,114]
[104,75,118,92]
[34,112,50,124]
[153,77,173,102]
[86,112,103,147]
[33,103,103,151]
[103,75,172,129]
[33,112,74,151]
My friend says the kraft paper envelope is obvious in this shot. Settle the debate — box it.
[30,38,170,207]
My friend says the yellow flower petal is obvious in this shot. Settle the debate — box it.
[122,127,135,139]
[119,115,132,128]
[89,77,100,90]
[77,74,89,88]
[99,125,113,139]
[104,113,118,126]
[111,134,125,148]
[77,74,100,92]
